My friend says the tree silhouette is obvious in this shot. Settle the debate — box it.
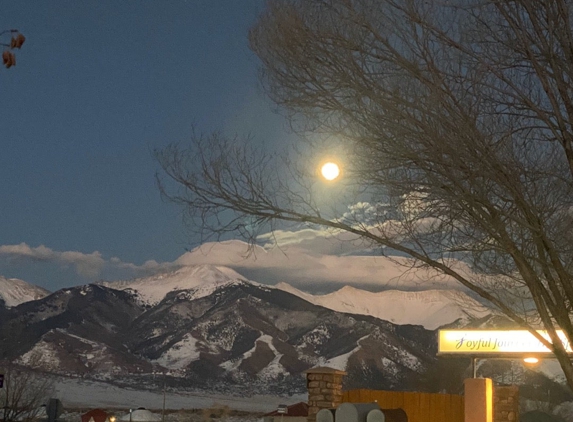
[157,0,573,390]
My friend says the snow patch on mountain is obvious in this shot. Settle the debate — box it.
[297,324,332,349]
[0,275,50,307]
[105,264,256,305]
[381,357,400,376]
[19,338,60,370]
[276,282,490,329]
[255,335,286,379]
[219,334,287,378]
[154,334,201,370]
[392,346,422,371]
[322,335,369,371]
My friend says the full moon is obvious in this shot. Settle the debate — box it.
[321,162,340,181]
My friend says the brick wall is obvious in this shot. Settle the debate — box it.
[305,367,346,422]
[494,385,519,422]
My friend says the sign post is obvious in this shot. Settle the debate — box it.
[437,330,559,422]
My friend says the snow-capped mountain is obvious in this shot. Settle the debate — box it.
[103,265,252,305]
[3,265,567,400]
[275,283,489,329]
[103,264,491,329]
[0,268,437,394]
[0,275,50,307]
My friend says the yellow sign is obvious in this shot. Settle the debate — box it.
[438,330,572,355]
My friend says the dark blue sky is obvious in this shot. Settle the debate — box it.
[0,1,295,290]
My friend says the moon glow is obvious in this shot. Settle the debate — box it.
[321,162,340,181]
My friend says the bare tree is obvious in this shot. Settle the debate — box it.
[0,358,54,422]
[156,0,573,389]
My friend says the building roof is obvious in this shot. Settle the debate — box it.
[81,409,109,422]
[264,402,309,417]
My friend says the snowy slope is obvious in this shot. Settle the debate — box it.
[105,264,257,305]
[275,283,490,329]
[105,263,489,328]
[0,275,50,307]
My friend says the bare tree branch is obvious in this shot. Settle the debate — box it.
[157,0,573,390]
[0,356,54,422]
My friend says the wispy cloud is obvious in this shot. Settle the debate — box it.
[0,243,173,279]
[257,227,375,255]
[175,235,463,291]
[0,218,471,293]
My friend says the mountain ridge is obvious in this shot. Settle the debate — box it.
[1,265,567,401]
[0,264,493,330]
[0,273,439,394]
[102,264,254,306]
[274,281,490,329]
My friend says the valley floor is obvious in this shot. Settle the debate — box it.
[52,377,306,413]
[62,409,264,422]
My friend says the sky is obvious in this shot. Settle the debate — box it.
[0,1,465,294]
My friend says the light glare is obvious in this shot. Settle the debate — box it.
[321,162,340,181]
[523,357,539,364]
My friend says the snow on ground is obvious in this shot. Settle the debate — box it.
[52,377,305,412]
[276,283,490,329]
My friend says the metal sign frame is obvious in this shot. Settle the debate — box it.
[437,329,573,358]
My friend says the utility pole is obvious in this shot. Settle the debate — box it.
[2,366,9,422]
[161,373,166,422]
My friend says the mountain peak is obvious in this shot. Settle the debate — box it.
[0,276,50,307]
[106,264,254,305]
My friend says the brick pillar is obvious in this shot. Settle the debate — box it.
[305,366,347,422]
[494,385,519,422]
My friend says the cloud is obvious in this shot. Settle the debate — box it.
[257,227,375,255]
[0,216,474,293]
[0,243,173,280]
[0,243,106,278]
[174,236,463,291]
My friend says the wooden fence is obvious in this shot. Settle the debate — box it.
[342,389,464,422]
